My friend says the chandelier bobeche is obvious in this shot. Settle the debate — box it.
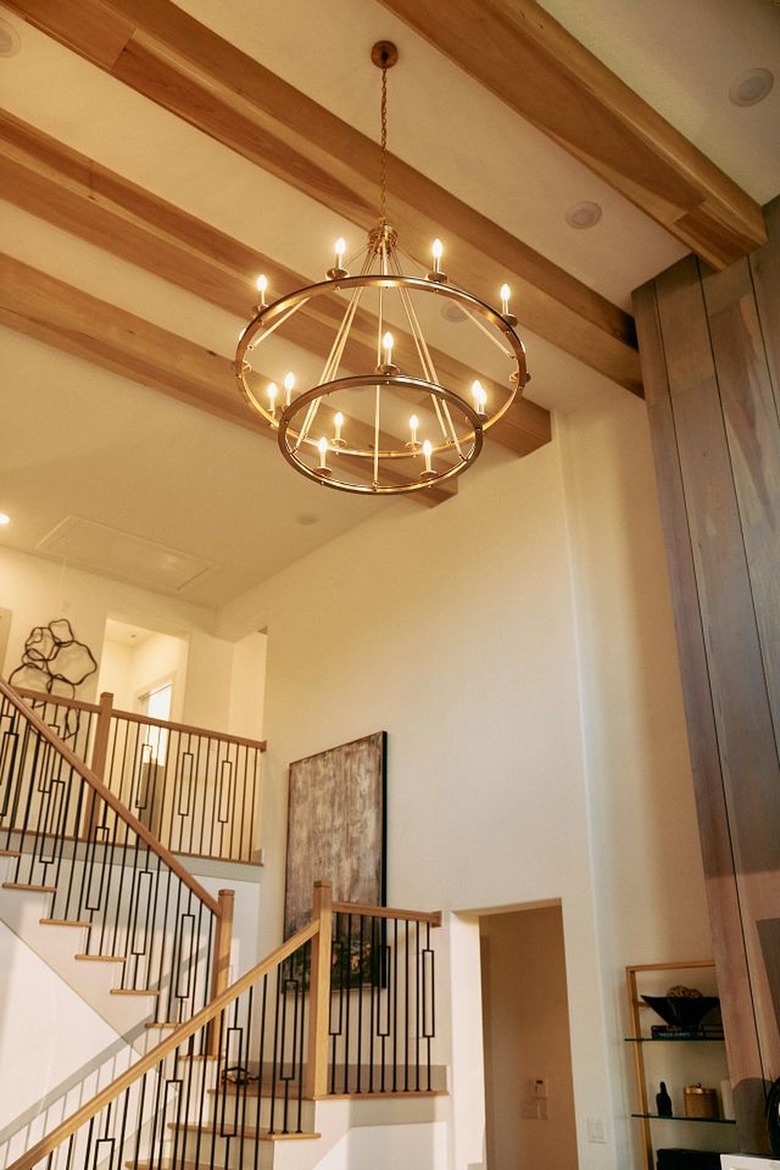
[235,41,528,495]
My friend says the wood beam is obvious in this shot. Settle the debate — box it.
[0,110,551,460]
[379,0,767,270]
[4,0,642,396]
[0,255,456,505]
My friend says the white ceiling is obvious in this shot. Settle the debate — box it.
[0,0,778,609]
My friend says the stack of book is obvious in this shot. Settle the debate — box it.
[650,1023,725,1040]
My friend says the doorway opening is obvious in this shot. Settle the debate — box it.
[480,902,578,1169]
[97,618,188,723]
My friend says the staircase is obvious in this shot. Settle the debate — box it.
[0,681,446,1169]
[6,884,445,1170]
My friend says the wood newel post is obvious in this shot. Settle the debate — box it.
[207,888,235,1055]
[306,880,333,1099]
[81,691,114,839]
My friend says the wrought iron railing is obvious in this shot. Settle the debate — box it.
[0,678,233,1024]
[14,687,266,864]
[7,883,442,1169]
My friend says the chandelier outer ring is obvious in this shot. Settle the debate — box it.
[236,272,528,434]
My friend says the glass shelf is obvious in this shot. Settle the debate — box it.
[631,1112,736,1125]
[624,1035,725,1043]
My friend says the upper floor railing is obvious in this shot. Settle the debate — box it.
[14,686,266,864]
[0,678,233,1026]
[7,882,443,1170]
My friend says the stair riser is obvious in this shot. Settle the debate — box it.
[207,1092,315,1133]
[172,1128,281,1169]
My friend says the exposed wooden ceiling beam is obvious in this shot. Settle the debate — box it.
[0,255,458,505]
[379,0,767,270]
[0,110,551,459]
[5,0,642,397]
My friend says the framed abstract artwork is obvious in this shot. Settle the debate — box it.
[284,731,387,941]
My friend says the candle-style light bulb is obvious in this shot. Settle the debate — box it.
[409,414,419,445]
[500,282,518,325]
[432,238,443,273]
[422,438,433,474]
[334,411,344,444]
[383,331,394,367]
[256,274,268,308]
[284,372,295,407]
[267,381,278,415]
[317,436,329,469]
[472,379,487,416]
[335,237,346,269]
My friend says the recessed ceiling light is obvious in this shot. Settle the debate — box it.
[0,513,10,526]
[0,19,21,57]
[441,303,468,324]
[729,68,774,107]
[565,201,603,230]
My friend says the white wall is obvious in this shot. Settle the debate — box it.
[217,391,712,1170]
[0,923,135,1165]
[0,387,712,1169]
[0,546,266,739]
[559,391,713,1166]
[0,546,214,703]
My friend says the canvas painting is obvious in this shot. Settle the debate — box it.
[284,731,387,939]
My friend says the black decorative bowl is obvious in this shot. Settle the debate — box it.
[641,995,720,1030]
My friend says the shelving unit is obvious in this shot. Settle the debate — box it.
[626,960,738,1170]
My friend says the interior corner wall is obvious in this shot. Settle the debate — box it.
[0,545,216,703]
[98,630,189,718]
[216,395,711,1169]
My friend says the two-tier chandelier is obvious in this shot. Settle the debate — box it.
[235,41,528,495]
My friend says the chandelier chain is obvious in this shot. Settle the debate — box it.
[380,63,388,225]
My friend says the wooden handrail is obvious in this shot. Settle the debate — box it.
[0,678,220,916]
[14,685,267,752]
[12,686,101,715]
[7,919,321,1170]
[331,900,442,927]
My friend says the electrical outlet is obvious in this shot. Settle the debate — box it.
[532,1077,548,1099]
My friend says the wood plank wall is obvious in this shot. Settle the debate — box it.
[633,196,780,1155]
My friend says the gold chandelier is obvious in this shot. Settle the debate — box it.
[235,41,528,495]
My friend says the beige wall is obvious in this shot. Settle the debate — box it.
[218,388,712,1169]
[0,381,714,1168]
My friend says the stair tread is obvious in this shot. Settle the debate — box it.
[327,1087,448,1098]
[3,881,57,893]
[75,953,125,963]
[40,918,92,928]
[110,988,159,998]
[209,1082,312,1100]
[0,849,21,857]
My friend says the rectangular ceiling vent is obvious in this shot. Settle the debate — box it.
[37,516,215,594]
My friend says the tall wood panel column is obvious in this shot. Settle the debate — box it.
[634,196,780,1154]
